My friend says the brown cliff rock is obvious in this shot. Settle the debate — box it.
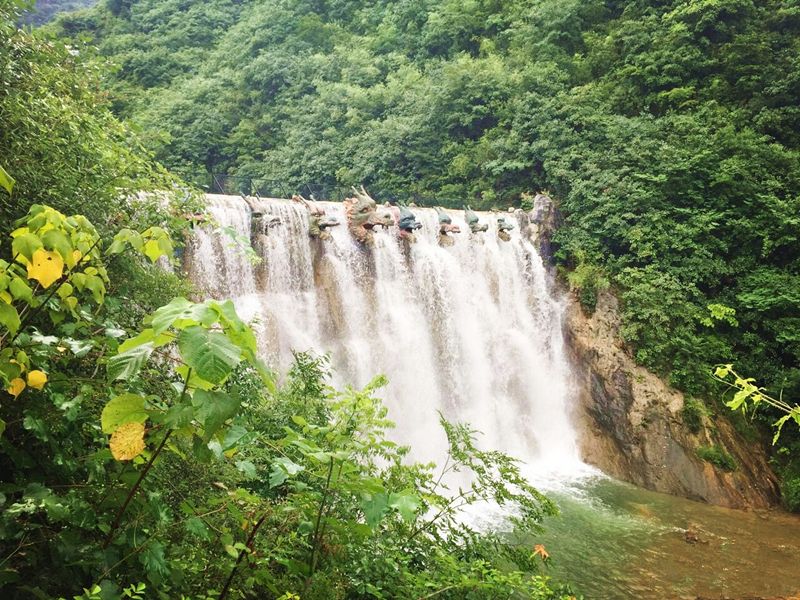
[564,289,780,509]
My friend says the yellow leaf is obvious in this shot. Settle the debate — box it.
[109,422,146,461]
[7,377,25,398]
[72,249,82,264]
[0,291,11,304]
[26,370,47,390]
[26,249,64,288]
[533,544,550,561]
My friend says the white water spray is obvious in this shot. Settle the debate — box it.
[188,194,586,481]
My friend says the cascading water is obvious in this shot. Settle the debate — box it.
[186,195,800,599]
[188,194,585,479]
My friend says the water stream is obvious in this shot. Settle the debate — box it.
[185,194,800,599]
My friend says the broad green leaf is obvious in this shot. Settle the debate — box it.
[84,274,106,303]
[101,393,148,434]
[107,228,143,255]
[8,277,32,303]
[269,457,304,488]
[713,365,731,379]
[41,230,72,264]
[150,297,193,334]
[11,233,42,263]
[163,401,194,428]
[143,239,163,262]
[107,342,154,381]
[175,364,215,390]
[235,460,257,479]
[361,492,389,528]
[120,328,160,352]
[0,165,14,195]
[725,388,750,411]
[191,389,241,440]
[388,492,420,522]
[191,434,214,463]
[222,424,249,449]
[178,326,241,384]
[0,303,20,335]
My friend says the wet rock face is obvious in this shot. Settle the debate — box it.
[527,193,559,261]
[564,290,781,509]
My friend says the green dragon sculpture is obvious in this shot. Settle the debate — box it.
[464,206,488,233]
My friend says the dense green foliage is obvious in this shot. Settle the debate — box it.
[50,0,800,396]
[0,205,571,599]
[47,0,800,495]
[22,0,98,26]
[1,4,576,597]
[696,445,737,472]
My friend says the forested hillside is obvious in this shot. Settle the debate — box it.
[53,0,800,473]
[22,0,97,26]
[1,1,575,596]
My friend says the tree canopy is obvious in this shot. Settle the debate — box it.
[51,0,800,403]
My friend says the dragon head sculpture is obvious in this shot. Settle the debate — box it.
[292,194,340,240]
[464,206,488,233]
[436,207,460,247]
[376,206,395,229]
[343,186,383,244]
[252,211,282,234]
[496,216,515,242]
[394,204,422,243]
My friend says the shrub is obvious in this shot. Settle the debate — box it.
[781,476,800,512]
[696,445,737,472]
[682,397,708,434]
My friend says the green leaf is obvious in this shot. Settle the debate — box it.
[107,228,143,254]
[108,342,154,381]
[361,492,389,528]
[84,274,106,303]
[714,365,732,379]
[140,541,169,579]
[773,414,791,445]
[41,230,72,263]
[163,401,194,428]
[235,460,257,479]
[8,277,33,303]
[178,326,241,384]
[143,239,163,262]
[119,328,162,353]
[0,303,21,335]
[269,457,304,488]
[0,165,14,195]
[11,233,42,263]
[297,520,314,535]
[388,492,420,522]
[725,388,750,411]
[191,389,241,441]
[101,394,148,434]
[192,434,214,463]
[150,297,193,334]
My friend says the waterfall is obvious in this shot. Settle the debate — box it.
[187,194,585,479]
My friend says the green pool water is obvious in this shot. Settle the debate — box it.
[534,477,800,599]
